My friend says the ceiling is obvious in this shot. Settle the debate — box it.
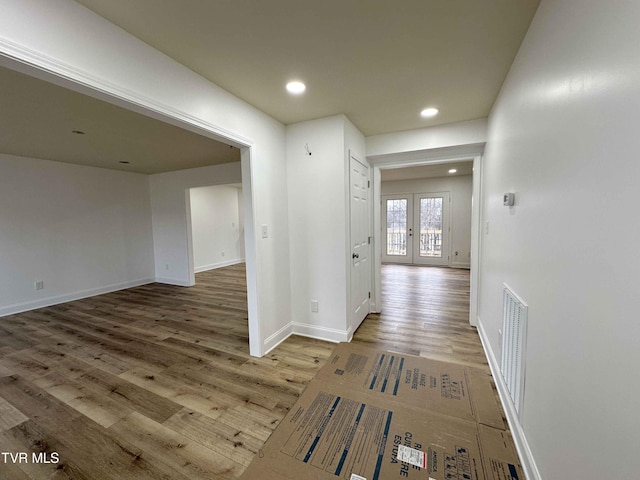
[74,0,540,136]
[0,65,239,174]
[381,161,473,182]
[1,1,540,174]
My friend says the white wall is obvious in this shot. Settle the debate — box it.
[0,0,292,356]
[286,116,348,340]
[478,1,640,478]
[381,175,472,268]
[286,115,365,342]
[190,185,244,272]
[0,153,154,316]
[366,119,487,158]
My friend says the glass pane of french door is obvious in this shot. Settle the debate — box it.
[381,195,413,263]
[386,198,408,256]
[413,192,449,266]
[419,196,443,257]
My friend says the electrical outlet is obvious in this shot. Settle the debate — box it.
[310,300,319,313]
[221,252,225,257]
[34,280,44,291]
[261,224,268,239]
[165,264,169,270]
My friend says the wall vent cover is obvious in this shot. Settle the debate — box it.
[500,283,528,419]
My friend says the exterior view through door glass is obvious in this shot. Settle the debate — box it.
[382,195,413,263]
[382,192,450,266]
[414,192,450,266]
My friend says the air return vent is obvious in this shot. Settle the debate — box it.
[500,284,528,418]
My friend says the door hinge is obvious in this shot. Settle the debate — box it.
[368,291,371,298]
[368,236,371,245]
[367,180,370,188]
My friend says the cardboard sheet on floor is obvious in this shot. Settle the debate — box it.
[239,380,523,480]
[315,342,505,429]
[240,344,523,480]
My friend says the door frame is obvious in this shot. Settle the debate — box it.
[368,146,484,326]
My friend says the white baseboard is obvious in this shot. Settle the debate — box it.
[195,258,244,273]
[292,322,350,343]
[451,261,471,269]
[154,276,193,287]
[0,278,154,318]
[263,322,293,355]
[476,317,541,480]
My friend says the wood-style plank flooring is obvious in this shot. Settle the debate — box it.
[355,264,489,371]
[0,263,492,479]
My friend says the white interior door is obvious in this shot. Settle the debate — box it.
[412,192,450,266]
[350,153,371,332]
[382,194,414,264]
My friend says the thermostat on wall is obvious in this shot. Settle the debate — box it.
[503,193,515,206]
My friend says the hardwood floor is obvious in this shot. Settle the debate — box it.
[0,263,491,479]
[355,264,489,372]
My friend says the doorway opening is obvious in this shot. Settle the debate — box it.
[186,183,249,338]
[0,57,262,356]
[368,149,483,326]
[188,184,245,275]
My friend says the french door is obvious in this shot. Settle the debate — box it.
[381,192,450,266]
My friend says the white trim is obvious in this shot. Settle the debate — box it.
[477,317,541,480]
[469,154,483,327]
[263,322,293,355]
[371,166,383,314]
[0,278,154,318]
[194,258,245,273]
[241,146,262,357]
[292,322,351,343]
[155,277,193,287]
[368,144,485,166]
[450,262,471,269]
[0,36,252,148]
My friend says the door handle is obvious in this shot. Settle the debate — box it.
[352,253,360,259]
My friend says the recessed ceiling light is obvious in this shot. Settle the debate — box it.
[72,130,85,135]
[448,168,457,174]
[420,107,439,118]
[286,81,306,95]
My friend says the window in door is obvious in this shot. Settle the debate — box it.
[387,198,408,256]
[382,195,413,263]
[382,192,450,266]
[419,196,443,257]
